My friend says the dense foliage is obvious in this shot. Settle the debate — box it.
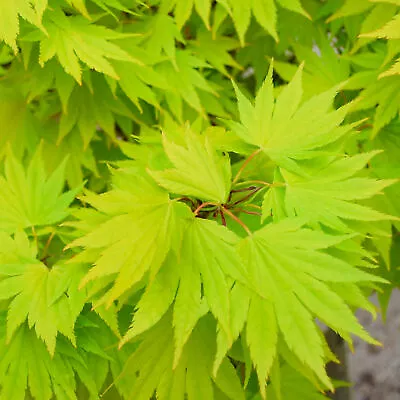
[0,0,400,399]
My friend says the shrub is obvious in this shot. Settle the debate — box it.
[0,1,399,399]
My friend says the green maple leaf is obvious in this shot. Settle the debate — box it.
[135,14,184,64]
[237,218,387,390]
[220,0,310,44]
[149,129,232,203]
[121,313,245,400]
[229,63,357,172]
[0,83,39,161]
[266,152,397,230]
[120,217,248,368]
[37,9,140,84]
[361,12,400,77]
[160,0,213,29]
[0,1,44,52]
[0,147,79,234]
[272,32,350,99]
[188,29,241,76]
[69,167,192,305]
[0,232,87,355]
[154,50,217,119]
[0,311,119,400]
[56,72,133,147]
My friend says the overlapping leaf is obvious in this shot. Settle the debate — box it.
[36,9,140,84]
[267,153,397,230]
[121,313,245,400]
[0,232,87,355]
[237,218,387,390]
[69,167,192,305]
[0,1,44,52]
[149,130,232,203]
[0,311,123,400]
[0,148,78,233]
[229,64,357,172]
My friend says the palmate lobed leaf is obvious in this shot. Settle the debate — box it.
[120,312,245,400]
[37,9,141,84]
[0,0,45,52]
[235,218,387,392]
[149,129,232,203]
[0,232,87,355]
[0,147,79,234]
[229,63,358,173]
[119,217,248,367]
[68,167,194,306]
[265,152,399,230]
[0,311,123,400]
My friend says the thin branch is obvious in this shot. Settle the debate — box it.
[228,186,257,202]
[235,208,262,216]
[176,196,197,209]
[194,202,217,216]
[41,231,55,261]
[232,149,262,185]
[222,207,251,235]
[230,187,263,207]
[220,209,227,226]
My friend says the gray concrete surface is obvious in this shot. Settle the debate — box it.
[349,290,400,400]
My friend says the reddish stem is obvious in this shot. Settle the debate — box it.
[194,202,216,216]
[220,209,227,226]
[232,149,262,185]
[230,187,263,207]
[235,208,262,216]
[222,207,251,235]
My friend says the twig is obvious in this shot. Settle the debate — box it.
[235,208,262,216]
[232,149,262,185]
[41,231,56,261]
[194,202,216,216]
[222,207,251,235]
[220,209,227,226]
[230,187,263,207]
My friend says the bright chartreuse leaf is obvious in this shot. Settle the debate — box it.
[246,294,277,398]
[361,12,400,76]
[272,153,397,230]
[237,218,387,389]
[69,167,192,305]
[149,129,232,203]
[0,231,87,355]
[37,9,140,84]
[0,311,120,400]
[120,253,182,345]
[119,214,248,369]
[351,75,400,135]
[0,1,44,52]
[172,218,245,362]
[121,313,245,400]
[0,147,79,234]
[230,64,357,172]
